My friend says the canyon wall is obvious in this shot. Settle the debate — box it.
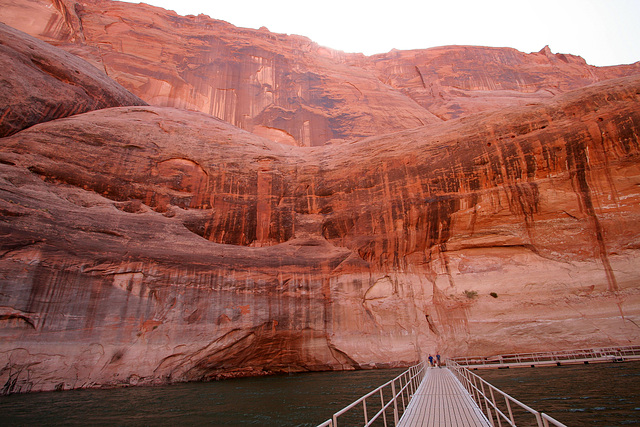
[0,1,639,394]
[0,21,146,137]
[362,45,640,120]
[1,0,639,146]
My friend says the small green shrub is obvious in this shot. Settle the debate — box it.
[490,292,498,298]
[464,290,478,299]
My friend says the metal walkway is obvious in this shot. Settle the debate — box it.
[398,367,490,426]
[449,345,640,369]
[318,360,568,427]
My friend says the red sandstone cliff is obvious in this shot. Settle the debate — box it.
[0,0,639,394]
[362,45,640,120]
[1,0,638,146]
[0,21,145,137]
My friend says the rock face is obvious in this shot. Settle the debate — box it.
[1,0,639,146]
[364,45,640,120]
[0,0,440,147]
[0,22,146,137]
[0,1,639,394]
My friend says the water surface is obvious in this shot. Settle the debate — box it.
[1,361,639,426]
[477,360,640,426]
[0,368,403,426]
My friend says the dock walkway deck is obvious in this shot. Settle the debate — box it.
[398,367,490,427]
[450,345,640,370]
[318,359,567,427]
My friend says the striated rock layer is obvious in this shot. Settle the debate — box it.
[1,72,639,392]
[362,45,640,120]
[0,22,146,137]
[0,0,639,394]
[1,0,639,146]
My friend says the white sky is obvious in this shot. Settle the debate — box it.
[117,0,640,66]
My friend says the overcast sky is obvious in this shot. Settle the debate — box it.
[117,0,640,66]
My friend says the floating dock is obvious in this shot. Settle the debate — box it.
[398,367,490,426]
[449,345,640,370]
[318,358,568,426]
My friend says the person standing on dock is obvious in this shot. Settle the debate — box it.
[436,353,441,367]
[428,354,434,367]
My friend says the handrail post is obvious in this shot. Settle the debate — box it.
[404,372,410,407]
[473,371,482,407]
[379,388,387,427]
[489,386,501,427]
[410,368,416,396]
[480,379,495,426]
[392,379,399,425]
[363,399,368,425]
[505,395,514,425]
[399,375,406,411]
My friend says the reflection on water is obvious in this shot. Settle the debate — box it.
[1,362,638,426]
[477,361,640,426]
[0,368,404,426]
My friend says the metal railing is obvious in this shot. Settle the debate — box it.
[317,361,426,427]
[448,359,568,427]
[449,345,640,368]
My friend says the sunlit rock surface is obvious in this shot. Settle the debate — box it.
[2,75,639,392]
[363,45,640,120]
[0,0,639,394]
[1,0,638,146]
